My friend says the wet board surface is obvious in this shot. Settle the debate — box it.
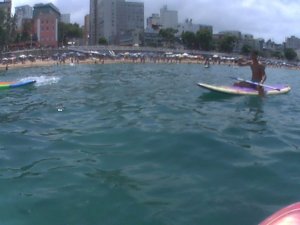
[259,202,300,225]
[197,82,291,95]
[0,80,36,89]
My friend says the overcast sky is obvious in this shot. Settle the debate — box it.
[12,0,300,43]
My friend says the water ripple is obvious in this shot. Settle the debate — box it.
[0,64,299,225]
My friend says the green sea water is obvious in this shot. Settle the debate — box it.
[0,63,299,225]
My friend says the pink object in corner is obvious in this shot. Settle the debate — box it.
[259,203,300,225]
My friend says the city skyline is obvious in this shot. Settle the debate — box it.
[11,0,300,43]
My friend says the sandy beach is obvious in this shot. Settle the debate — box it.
[0,53,298,72]
[0,57,205,72]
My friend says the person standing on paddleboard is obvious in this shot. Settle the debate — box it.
[235,51,267,94]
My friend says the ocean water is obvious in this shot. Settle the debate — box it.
[0,62,299,225]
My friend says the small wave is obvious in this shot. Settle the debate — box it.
[20,76,60,87]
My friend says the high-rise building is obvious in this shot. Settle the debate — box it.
[116,1,144,45]
[33,3,61,48]
[286,36,300,50]
[146,13,160,32]
[61,14,71,24]
[160,5,178,30]
[89,0,99,45]
[15,5,33,30]
[178,19,213,34]
[89,0,144,45]
[84,14,90,45]
[144,6,178,47]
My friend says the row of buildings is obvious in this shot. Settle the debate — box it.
[88,1,213,47]
[1,0,300,53]
[0,0,70,48]
[86,0,287,53]
[15,3,71,48]
[15,4,70,28]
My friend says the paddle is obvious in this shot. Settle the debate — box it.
[231,77,281,91]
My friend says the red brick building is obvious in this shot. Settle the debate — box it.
[33,3,60,48]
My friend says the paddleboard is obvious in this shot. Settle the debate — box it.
[259,202,300,225]
[197,82,291,95]
[0,80,36,90]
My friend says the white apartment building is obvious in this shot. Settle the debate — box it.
[177,19,213,34]
[160,5,178,30]
[15,5,33,30]
[61,14,71,24]
[286,36,300,50]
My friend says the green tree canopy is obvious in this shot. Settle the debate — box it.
[284,48,297,61]
[58,22,83,46]
[196,29,213,51]
[181,31,196,49]
[241,44,252,55]
[98,37,108,45]
[218,35,237,53]
[0,10,6,47]
[271,51,284,59]
[159,28,177,47]
[20,20,33,42]
[0,9,17,50]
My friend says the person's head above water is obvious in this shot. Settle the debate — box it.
[250,51,259,62]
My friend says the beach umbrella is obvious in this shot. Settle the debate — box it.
[19,55,27,59]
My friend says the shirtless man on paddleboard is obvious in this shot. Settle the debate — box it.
[235,51,267,93]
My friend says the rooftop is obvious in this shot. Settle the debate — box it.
[34,3,60,15]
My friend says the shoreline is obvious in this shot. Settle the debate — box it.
[0,56,298,72]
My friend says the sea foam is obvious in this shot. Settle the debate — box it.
[20,76,60,87]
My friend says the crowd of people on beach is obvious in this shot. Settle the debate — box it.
[0,49,299,71]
